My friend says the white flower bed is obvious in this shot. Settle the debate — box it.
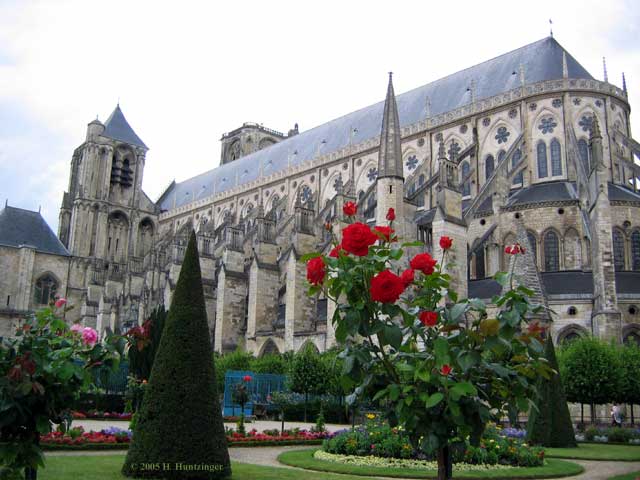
[314,450,511,471]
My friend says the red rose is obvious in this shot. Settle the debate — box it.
[400,268,415,287]
[439,236,453,250]
[243,375,252,382]
[374,226,395,242]
[306,256,326,285]
[440,364,452,376]
[419,311,438,327]
[341,222,378,256]
[329,245,344,258]
[505,243,524,255]
[386,208,396,221]
[410,253,437,275]
[370,269,405,304]
[343,201,357,216]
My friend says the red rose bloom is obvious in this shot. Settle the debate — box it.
[343,201,357,216]
[419,311,438,327]
[400,268,415,287]
[439,236,453,250]
[329,245,344,258]
[410,253,437,275]
[374,226,395,242]
[306,256,326,285]
[505,243,524,255]
[370,270,405,304]
[386,208,396,221]
[440,364,452,376]
[341,222,378,256]
[243,375,252,382]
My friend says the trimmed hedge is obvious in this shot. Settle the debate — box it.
[122,231,231,479]
[43,439,324,451]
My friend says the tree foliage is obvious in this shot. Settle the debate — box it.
[122,231,231,479]
[126,305,167,381]
[288,344,329,421]
[619,342,640,408]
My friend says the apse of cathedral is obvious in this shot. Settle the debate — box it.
[2,36,640,352]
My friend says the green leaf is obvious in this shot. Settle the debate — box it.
[372,388,388,402]
[457,351,480,372]
[451,381,477,398]
[434,338,449,363]
[384,324,403,350]
[401,241,424,248]
[494,271,510,287]
[425,392,444,408]
[299,252,322,263]
[58,362,75,381]
[449,303,466,323]
[388,384,400,401]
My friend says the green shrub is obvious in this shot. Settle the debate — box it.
[214,349,254,394]
[606,427,634,443]
[585,426,599,441]
[249,354,289,374]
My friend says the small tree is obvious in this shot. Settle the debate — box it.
[123,231,231,479]
[527,337,576,447]
[289,344,328,422]
[618,342,640,424]
[214,349,254,396]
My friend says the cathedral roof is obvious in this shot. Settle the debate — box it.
[608,183,640,203]
[102,105,147,149]
[506,181,578,207]
[158,36,593,211]
[0,206,70,256]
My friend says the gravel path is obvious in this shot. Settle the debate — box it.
[570,459,640,479]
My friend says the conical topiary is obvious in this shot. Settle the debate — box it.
[527,336,576,448]
[122,230,231,478]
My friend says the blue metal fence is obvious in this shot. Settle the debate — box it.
[223,370,286,417]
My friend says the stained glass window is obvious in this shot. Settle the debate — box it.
[537,141,548,178]
[544,230,559,271]
[632,230,640,271]
[34,275,58,305]
[512,148,523,185]
[613,229,625,271]
[461,161,470,196]
[475,247,485,279]
[551,138,562,176]
[527,231,538,266]
[485,155,495,181]
[578,138,590,174]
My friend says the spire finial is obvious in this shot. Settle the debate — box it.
[377,72,403,180]
[549,18,553,37]
[388,71,393,79]
[562,51,568,79]
[425,95,431,118]
[623,72,628,94]
[438,140,447,160]
[603,57,609,83]
[591,116,602,140]
[4,199,7,208]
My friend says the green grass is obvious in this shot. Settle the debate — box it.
[277,449,584,479]
[546,443,640,461]
[36,454,384,480]
[607,472,640,480]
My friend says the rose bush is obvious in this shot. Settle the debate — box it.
[0,302,124,479]
[304,209,551,479]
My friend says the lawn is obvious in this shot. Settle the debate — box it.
[546,443,640,461]
[37,454,383,480]
[277,449,584,479]
[607,472,640,480]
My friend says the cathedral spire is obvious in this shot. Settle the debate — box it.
[623,72,628,95]
[378,72,403,180]
[562,51,568,79]
[603,57,609,83]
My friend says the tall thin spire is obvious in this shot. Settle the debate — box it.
[623,72,628,95]
[603,57,609,83]
[562,51,568,79]
[378,72,403,180]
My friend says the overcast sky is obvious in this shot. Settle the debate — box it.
[1,0,638,233]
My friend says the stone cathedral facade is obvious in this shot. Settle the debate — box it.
[2,36,640,354]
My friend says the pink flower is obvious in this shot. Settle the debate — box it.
[81,327,98,347]
[70,323,83,334]
[55,298,67,309]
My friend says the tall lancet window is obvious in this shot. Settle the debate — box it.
[632,230,640,271]
[485,155,495,181]
[512,148,523,185]
[543,230,559,271]
[461,161,470,196]
[613,229,626,271]
[550,138,562,176]
[537,141,548,178]
[578,138,590,174]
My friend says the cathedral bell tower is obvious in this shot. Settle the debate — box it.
[376,73,405,229]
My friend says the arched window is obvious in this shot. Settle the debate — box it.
[527,231,538,267]
[561,331,582,345]
[461,161,470,196]
[418,174,425,186]
[34,274,58,305]
[624,330,640,346]
[475,247,486,279]
[578,138,590,174]
[497,150,506,163]
[485,155,495,181]
[544,230,559,271]
[550,138,562,176]
[613,229,626,271]
[632,230,640,271]
[537,141,548,178]
[512,148,523,185]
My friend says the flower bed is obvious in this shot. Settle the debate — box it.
[41,427,330,450]
[72,410,132,421]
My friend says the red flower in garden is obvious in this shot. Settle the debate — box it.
[410,253,437,275]
[324,222,333,232]
[374,226,395,242]
[527,321,546,336]
[440,364,452,376]
[343,201,357,216]
[400,268,415,287]
[54,297,67,309]
[505,243,525,255]
[370,270,405,304]
[439,236,453,250]
[329,245,344,258]
[419,311,438,327]
[386,208,396,221]
[306,256,326,285]
[243,375,252,382]
[341,222,378,256]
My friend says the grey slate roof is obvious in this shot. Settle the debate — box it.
[541,271,594,295]
[615,272,640,294]
[468,278,502,299]
[102,105,147,149]
[0,206,70,256]
[506,181,578,207]
[414,208,436,226]
[158,36,593,211]
[608,183,640,203]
